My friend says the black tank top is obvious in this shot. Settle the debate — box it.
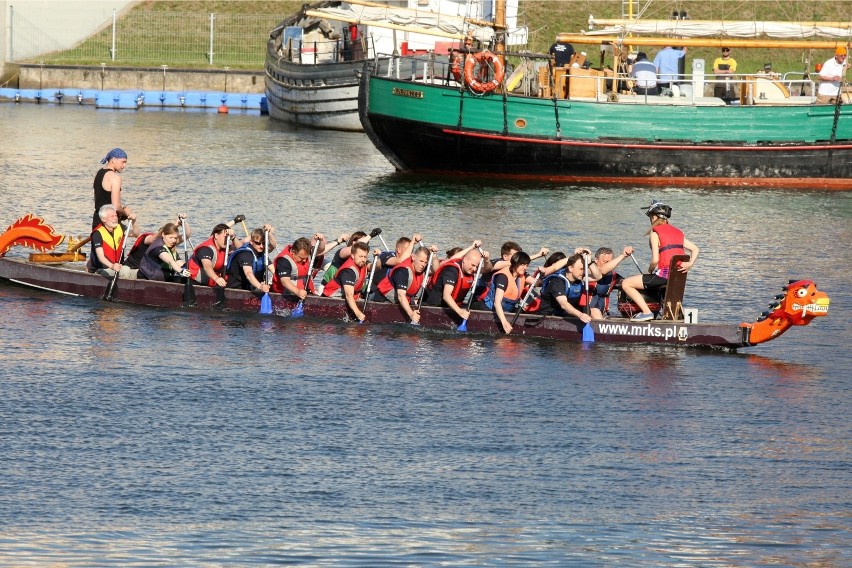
[92,168,115,228]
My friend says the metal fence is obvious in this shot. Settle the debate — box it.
[8,9,282,68]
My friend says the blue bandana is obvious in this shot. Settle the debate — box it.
[100,148,127,164]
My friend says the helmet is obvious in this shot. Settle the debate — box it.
[641,200,672,218]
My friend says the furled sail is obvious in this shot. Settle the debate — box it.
[587,17,852,40]
[304,2,495,42]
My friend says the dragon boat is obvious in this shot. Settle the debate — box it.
[0,215,831,351]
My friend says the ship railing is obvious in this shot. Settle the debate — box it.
[584,71,816,106]
[381,52,454,86]
[372,54,818,106]
[284,36,377,65]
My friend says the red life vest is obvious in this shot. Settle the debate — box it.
[92,223,125,266]
[652,224,686,278]
[377,256,425,299]
[321,256,367,299]
[271,244,316,294]
[187,236,226,286]
[428,258,474,302]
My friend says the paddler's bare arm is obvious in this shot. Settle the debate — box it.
[442,282,469,320]
[343,284,365,322]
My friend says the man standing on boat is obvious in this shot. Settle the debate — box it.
[817,47,848,105]
[92,148,133,230]
[712,47,737,99]
[549,39,575,67]
[654,46,687,91]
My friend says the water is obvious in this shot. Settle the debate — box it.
[0,104,850,566]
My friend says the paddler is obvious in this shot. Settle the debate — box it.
[587,246,634,316]
[321,231,369,284]
[483,251,532,334]
[321,241,371,323]
[271,235,321,299]
[371,245,438,324]
[88,203,139,279]
[424,246,485,321]
[92,148,133,229]
[126,212,195,270]
[225,225,277,292]
[535,252,599,323]
[187,222,242,287]
[138,222,190,282]
[621,201,699,321]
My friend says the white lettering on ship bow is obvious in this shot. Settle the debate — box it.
[597,323,689,341]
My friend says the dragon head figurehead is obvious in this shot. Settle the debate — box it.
[0,214,65,258]
[742,279,830,345]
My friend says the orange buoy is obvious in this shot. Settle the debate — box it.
[218,105,229,113]
[463,51,505,93]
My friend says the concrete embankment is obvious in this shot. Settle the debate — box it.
[13,63,264,93]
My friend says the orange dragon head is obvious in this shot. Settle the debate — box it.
[0,214,65,258]
[742,279,830,345]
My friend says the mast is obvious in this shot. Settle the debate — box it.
[495,0,506,55]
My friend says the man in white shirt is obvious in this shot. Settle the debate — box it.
[817,46,848,104]
[631,52,659,95]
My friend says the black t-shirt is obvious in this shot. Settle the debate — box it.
[370,251,397,292]
[492,272,509,292]
[275,255,296,281]
[425,264,461,306]
[390,266,412,293]
[549,41,575,66]
[227,249,258,289]
[538,277,571,316]
[337,266,360,290]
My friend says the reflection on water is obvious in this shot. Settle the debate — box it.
[0,105,850,565]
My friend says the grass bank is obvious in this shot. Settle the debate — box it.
[37,0,849,76]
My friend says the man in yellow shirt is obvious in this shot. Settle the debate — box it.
[713,47,737,99]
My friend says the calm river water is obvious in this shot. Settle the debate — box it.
[0,104,850,566]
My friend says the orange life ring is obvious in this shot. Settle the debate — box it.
[463,51,505,93]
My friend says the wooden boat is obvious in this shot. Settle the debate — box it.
[358,6,852,188]
[0,215,831,351]
[265,0,518,131]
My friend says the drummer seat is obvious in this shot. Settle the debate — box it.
[660,254,690,321]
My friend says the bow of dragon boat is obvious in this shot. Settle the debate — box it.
[0,215,830,351]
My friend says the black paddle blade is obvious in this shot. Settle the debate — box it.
[102,274,119,301]
[214,285,226,308]
[370,227,382,238]
[183,278,196,307]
